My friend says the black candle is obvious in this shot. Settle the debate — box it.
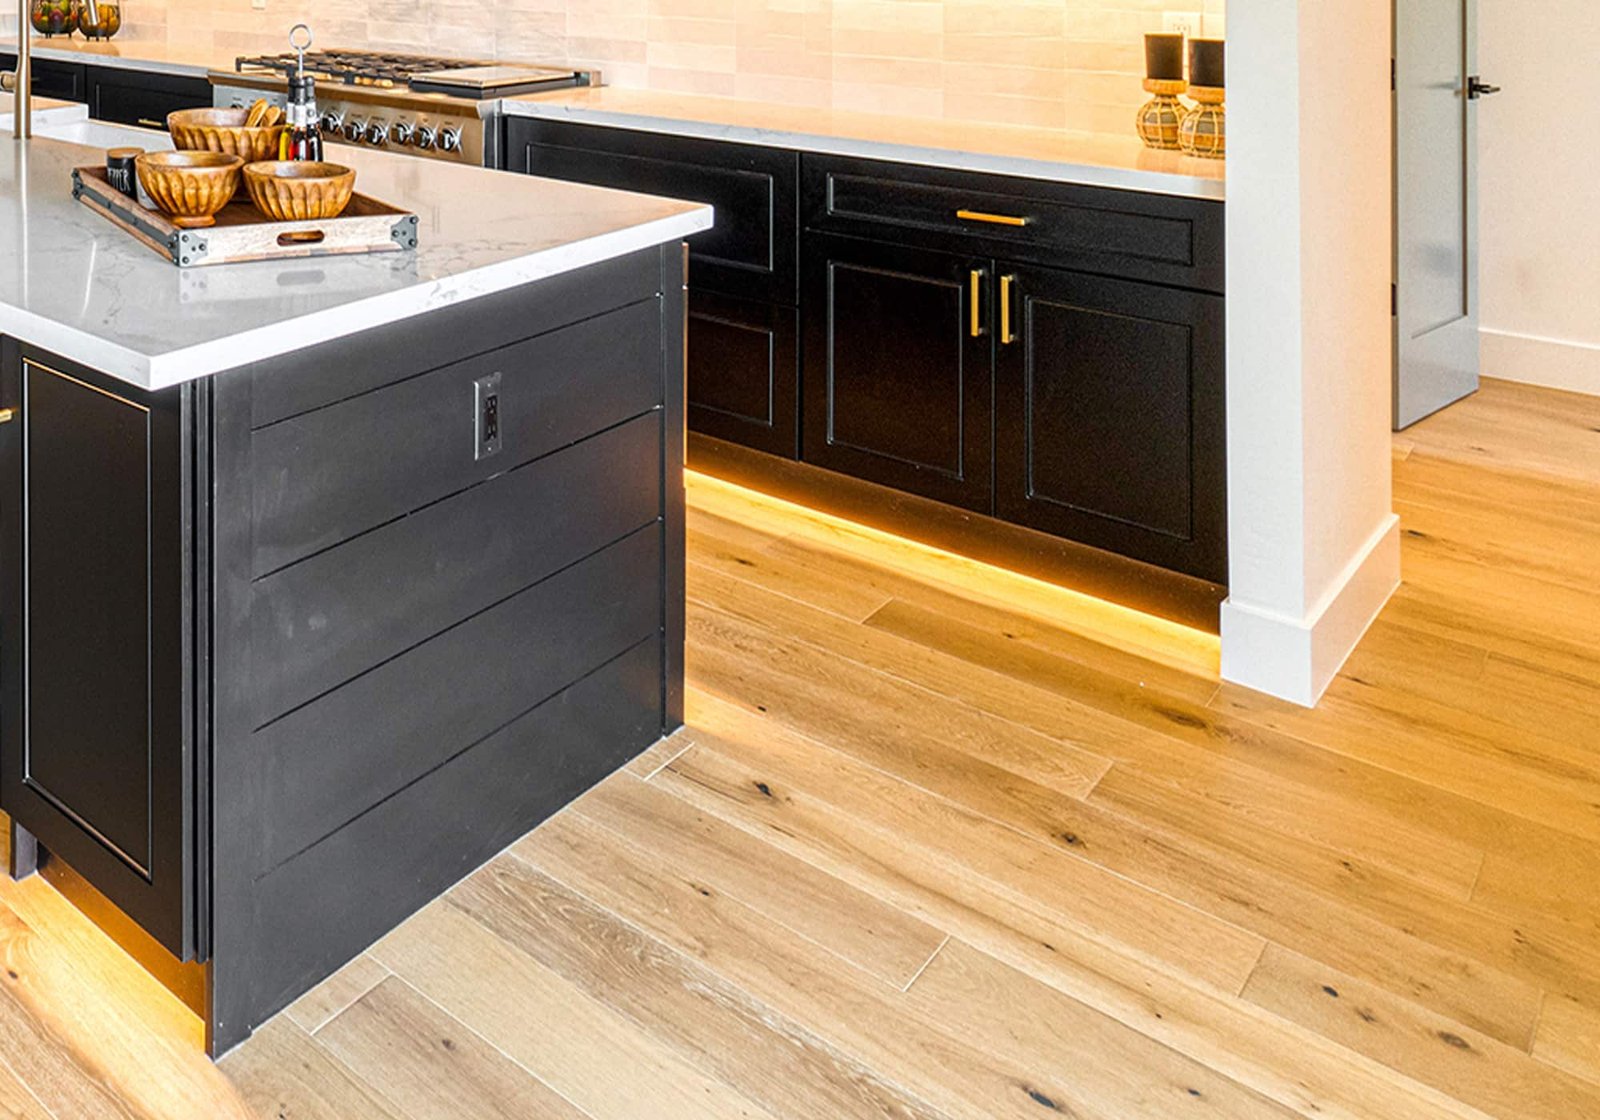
[1144,34,1185,82]
[1189,38,1225,89]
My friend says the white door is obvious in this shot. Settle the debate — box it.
[1394,0,1498,430]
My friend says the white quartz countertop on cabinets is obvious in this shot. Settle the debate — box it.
[0,35,222,78]
[501,87,1227,201]
[0,123,712,390]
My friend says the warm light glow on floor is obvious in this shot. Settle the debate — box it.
[686,470,1222,677]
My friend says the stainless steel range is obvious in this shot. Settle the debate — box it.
[209,50,598,169]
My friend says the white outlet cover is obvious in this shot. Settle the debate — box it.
[1162,11,1201,37]
[251,0,266,9]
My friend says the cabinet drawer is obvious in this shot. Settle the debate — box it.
[506,118,799,304]
[804,155,1224,293]
[688,291,799,459]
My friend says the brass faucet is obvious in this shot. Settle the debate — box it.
[5,0,100,138]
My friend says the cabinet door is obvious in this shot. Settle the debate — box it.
[688,290,799,459]
[994,267,1226,582]
[802,234,993,512]
[0,344,198,960]
[88,68,212,129]
[505,118,799,305]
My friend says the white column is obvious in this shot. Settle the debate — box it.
[1220,0,1400,706]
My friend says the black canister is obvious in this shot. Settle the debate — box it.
[106,147,142,200]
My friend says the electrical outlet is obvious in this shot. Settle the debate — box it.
[251,0,266,10]
[474,372,502,461]
[1162,11,1201,38]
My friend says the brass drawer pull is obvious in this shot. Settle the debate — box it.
[969,269,987,338]
[957,208,1031,228]
[0,409,15,424]
[1000,275,1017,345]
[137,118,165,129]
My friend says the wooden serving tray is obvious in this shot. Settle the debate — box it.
[71,165,421,269]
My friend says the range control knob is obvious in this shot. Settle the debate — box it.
[366,119,390,146]
[391,119,415,146]
[342,117,367,142]
[437,125,462,153]
[320,109,344,133]
[413,124,437,150]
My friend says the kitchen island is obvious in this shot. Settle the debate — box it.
[0,126,710,1055]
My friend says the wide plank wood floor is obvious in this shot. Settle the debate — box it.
[0,375,1597,1118]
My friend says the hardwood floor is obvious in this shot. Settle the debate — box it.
[0,375,1597,1118]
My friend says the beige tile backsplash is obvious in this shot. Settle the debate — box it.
[61,0,1227,133]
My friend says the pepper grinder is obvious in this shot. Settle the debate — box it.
[1136,34,1188,151]
[1180,38,1226,160]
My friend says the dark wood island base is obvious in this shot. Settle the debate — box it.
[0,244,688,1057]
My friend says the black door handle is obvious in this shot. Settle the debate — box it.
[1467,76,1502,99]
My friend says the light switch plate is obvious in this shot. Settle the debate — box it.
[251,0,266,10]
[1162,11,1201,38]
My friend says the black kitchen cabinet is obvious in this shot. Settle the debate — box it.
[505,117,801,458]
[0,54,86,101]
[0,344,199,960]
[88,67,212,128]
[994,266,1226,582]
[802,233,993,512]
[0,57,210,126]
[1,245,689,1055]
[505,116,1227,601]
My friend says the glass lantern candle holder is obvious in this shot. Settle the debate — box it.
[1179,85,1226,160]
[1136,78,1189,151]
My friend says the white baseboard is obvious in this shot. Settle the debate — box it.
[1482,329,1600,398]
[1220,515,1401,707]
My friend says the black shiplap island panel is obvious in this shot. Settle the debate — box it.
[0,243,690,1057]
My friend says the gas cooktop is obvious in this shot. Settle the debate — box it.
[233,50,594,99]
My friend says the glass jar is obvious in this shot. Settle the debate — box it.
[29,0,79,37]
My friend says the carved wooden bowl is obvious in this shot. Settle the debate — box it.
[242,161,357,222]
[167,108,286,165]
[135,150,245,229]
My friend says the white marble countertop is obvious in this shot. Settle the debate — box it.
[0,92,88,127]
[502,87,1227,201]
[0,121,712,389]
[0,34,220,78]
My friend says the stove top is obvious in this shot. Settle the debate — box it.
[233,50,593,98]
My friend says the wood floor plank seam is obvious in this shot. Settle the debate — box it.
[899,936,950,994]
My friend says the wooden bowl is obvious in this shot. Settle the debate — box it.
[242,161,356,222]
[135,150,244,229]
[167,107,286,164]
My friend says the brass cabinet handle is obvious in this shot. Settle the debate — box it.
[969,269,987,338]
[957,208,1031,228]
[1000,275,1018,345]
[137,118,165,129]
[0,409,15,424]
